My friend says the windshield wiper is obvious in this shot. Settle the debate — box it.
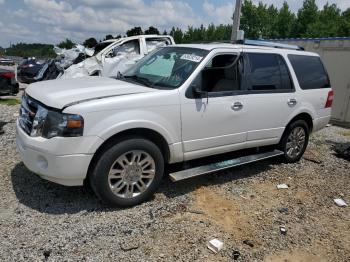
[124,75,153,88]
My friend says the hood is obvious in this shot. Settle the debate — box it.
[26,76,156,109]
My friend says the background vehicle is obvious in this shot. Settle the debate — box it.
[0,56,15,66]
[0,68,19,96]
[16,42,332,207]
[17,57,44,83]
[60,35,175,79]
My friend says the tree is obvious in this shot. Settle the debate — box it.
[145,26,160,35]
[57,38,75,49]
[296,0,319,37]
[104,34,114,40]
[83,37,98,48]
[277,2,296,38]
[170,27,184,43]
[126,27,143,37]
[340,8,350,36]
[163,30,168,35]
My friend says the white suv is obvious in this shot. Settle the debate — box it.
[16,42,333,206]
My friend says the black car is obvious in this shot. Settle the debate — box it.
[17,58,44,84]
[0,69,19,96]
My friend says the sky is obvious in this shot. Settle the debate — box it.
[0,0,349,47]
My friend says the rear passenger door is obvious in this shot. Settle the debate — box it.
[238,51,298,145]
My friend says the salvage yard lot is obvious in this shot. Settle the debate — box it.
[0,103,349,261]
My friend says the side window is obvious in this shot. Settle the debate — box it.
[112,40,140,57]
[288,55,330,90]
[245,53,287,91]
[146,38,171,53]
[277,55,293,90]
[201,54,241,93]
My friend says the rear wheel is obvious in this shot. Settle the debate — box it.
[280,120,309,163]
[90,138,164,207]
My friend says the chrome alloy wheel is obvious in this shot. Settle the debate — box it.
[108,150,156,198]
[286,127,306,158]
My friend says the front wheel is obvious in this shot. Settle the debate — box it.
[280,120,309,163]
[90,138,164,207]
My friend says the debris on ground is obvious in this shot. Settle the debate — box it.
[334,198,348,207]
[232,250,241,260]
[303,148,323,164]
[278,207,289,215]
[277,184,289,189]
[207,239,224,254]
[280,226,287,235]
[243,239,254,248]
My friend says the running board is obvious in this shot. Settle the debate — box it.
[169,150,284,182]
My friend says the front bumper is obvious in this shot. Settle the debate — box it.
[16,120,102,186]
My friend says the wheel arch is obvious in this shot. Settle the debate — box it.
[288,113,314,132]
[87,128,171,182]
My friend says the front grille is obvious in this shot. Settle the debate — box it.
[19,95,39,135]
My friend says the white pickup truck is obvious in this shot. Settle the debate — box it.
[60,35,175,79]
[16,42,333,207]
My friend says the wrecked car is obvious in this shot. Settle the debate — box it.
[34,45,94,82]
[0,68,19,96]
[59,35,175,79]
[17,57,45,84]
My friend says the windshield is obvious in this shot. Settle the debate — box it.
[123,47,209,89]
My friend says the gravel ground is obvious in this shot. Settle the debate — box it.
[0,102,349,262]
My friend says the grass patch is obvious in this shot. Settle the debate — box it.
[0,98,21,106]
[339,131,350,137]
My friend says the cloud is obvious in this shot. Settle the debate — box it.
[203,0,233,24]
[0,0,5,4]
[20,0,203,44]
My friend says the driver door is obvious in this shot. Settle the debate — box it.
[180,50,248,161]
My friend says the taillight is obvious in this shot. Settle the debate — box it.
[325,90,334,108]
[1,72,15,79]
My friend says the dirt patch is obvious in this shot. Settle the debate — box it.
[192,186,254,240]
[264,249,327,262]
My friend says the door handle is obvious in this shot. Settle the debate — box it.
[231,102,243,111]
[287,98,297,107]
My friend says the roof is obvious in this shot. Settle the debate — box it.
[173,42,318,57]
[266,37,350,42]
[101,34,173,44]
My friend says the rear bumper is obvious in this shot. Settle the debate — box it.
[313,115,331,132]
[16,120,102,186]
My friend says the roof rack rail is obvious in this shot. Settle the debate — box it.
[244,39,304,51]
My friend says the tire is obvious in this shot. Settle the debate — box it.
[279,120,309,163]
[89,138,164,207]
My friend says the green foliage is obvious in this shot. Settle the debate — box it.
[4,43,55,58]
[0,98,21,106]
[126,27,143,37]
[145,26,160,35]
[83,37,98,48]
[104,34,114,40]
[57,38,75,49]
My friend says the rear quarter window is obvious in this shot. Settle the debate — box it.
[288,55,330,90]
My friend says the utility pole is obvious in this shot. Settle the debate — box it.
[231,0,243,43]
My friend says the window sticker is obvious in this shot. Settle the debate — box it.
[180,54,203,63]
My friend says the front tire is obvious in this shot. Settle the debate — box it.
[90,138,164,207]
[280,120,309,163]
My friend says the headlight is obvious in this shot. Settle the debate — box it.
[31,105,84,139]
